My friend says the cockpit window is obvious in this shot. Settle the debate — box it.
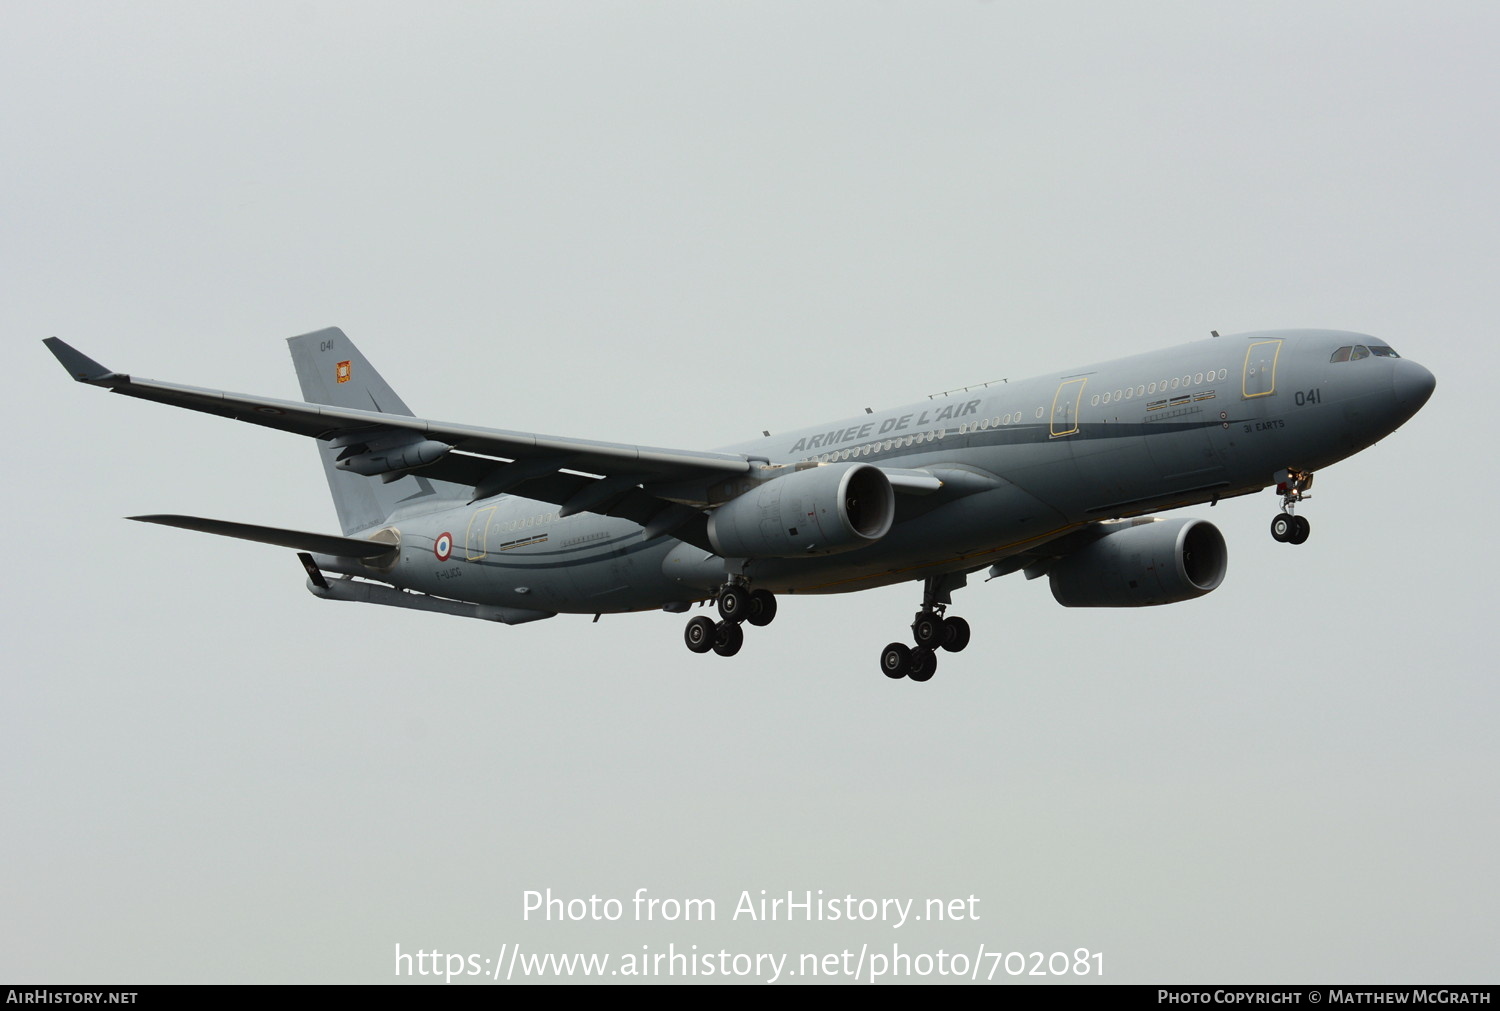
[1332,343,1402,363]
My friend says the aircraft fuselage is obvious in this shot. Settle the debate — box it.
[311,329,1433,616]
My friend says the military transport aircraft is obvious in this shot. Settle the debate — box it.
[45,328,1434,681]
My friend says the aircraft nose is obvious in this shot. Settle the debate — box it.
[1392,358,1436,410]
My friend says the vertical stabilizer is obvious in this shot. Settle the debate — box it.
[287,327,455,534]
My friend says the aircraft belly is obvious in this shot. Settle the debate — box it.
[553,537,686,613]
[473,527,683,614]
[353,501,677,614]
[743,479,1070,594]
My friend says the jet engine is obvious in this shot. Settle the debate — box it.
[1047,517,1227,607]
[707,462,895,558]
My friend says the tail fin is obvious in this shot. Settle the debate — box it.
[287,327,459,534]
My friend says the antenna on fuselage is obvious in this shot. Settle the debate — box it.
[926,378,1008,400]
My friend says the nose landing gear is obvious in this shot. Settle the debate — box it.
[1270,512,1310,544]
[1270,469,1314,545]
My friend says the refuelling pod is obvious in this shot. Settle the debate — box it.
[335,436,452,477]
[1048,517,1227,607]
[707,462,895,558]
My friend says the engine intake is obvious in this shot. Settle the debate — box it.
[707,462,895,558]
[1048,517,1227,607]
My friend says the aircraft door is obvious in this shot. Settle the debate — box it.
[1242,340,1283,399]
[464,506,496,560]
[1050,378,1087,437]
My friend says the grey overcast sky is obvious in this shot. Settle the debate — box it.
[3,1,1497,984]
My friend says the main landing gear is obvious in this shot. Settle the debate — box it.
[1270,468,1314,546]
[881,574,971,683]
[683,583,777,658]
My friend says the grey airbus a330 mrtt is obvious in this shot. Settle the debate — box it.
[46,327,1434,682]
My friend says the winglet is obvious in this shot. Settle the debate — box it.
[43,338,125,385]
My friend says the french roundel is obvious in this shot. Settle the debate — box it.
[433,532,453,561]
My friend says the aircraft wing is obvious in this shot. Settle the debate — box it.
[43,338,752,496]
[46,338,955,546]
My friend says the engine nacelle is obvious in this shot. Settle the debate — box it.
[707,462,895,558]
[1048,517,1227,607]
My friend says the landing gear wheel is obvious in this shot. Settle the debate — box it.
[1270,514,1293,542]
[683,615,716,654]
[880,642,912,679]
[908,648,937,682]
[747,589,778,627]
[717,586,749,623]
[912,611,944,648]
[940,616,971,653]
[712,620,744,657]
[1289,515,1311,545]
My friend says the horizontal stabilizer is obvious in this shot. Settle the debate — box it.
[130,514,398,558]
